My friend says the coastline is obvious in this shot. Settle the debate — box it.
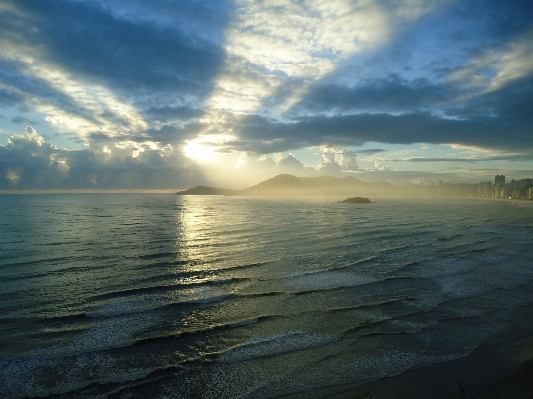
[293,302,533,399]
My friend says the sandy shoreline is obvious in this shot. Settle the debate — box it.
[287,303,533,399]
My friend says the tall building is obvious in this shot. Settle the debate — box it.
[495,175,505,198]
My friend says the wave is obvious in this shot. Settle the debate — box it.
[396,257,478,279]
[87,286,233,318]
[90,277,248,303]
[437,233,463,241]
[138,252,177,260]
[284,270,378,292]
[0,351,154,399]
[216,331,341,363]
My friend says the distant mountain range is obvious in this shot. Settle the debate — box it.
[176,174,394,196]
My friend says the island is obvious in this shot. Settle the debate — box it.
[175,186,238,196]
[338,197,371,203]
[177,174,389,197]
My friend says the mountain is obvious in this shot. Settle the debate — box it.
[176,174,394,196]
[236,174,304,196]
[175,186,239,196]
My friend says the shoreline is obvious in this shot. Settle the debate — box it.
[299,303,533,399]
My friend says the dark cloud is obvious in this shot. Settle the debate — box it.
[9,0,226,94]
[390,157,477,163]
[10,116,37,125]
[358,149,387,154]
[468,76,533,123]
[389,154,533,163]
[0,0,228,137]
[0,88,24,108]
[293,75,448,114]
[0,63,107,125]
[141,105,204,124]
[0,128,206,190]
[227,66,533,155]
[449,0,533,47]
[228,108,532,154]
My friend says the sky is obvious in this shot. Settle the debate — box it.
[1,0,533,190]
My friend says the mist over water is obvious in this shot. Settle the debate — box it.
[1,194,533,398]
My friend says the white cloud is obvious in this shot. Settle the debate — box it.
[338,149,359,170]
[451,30,533,93]
[0,126,205,189]
[190,0,440,159]
[318,148,359,172]
[0,22,148,142]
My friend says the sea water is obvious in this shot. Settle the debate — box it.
[1,194,532,398]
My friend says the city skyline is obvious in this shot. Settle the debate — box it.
[1,1,533,190]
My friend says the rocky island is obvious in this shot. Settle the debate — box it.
[338,197,371,203]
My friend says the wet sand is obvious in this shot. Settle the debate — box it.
[448,358,533,399]
[298,303,533,399]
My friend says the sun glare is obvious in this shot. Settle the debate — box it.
[184,141,216,163]
[184,135,236,163]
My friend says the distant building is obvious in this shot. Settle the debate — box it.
[484,181,492,197]
[495,175,505,197]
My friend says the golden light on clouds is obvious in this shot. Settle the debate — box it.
[6,169,21,184]
[189,0,441,164]
[0,23,148,142]
[184,141,216,163]
[184,135,236,163]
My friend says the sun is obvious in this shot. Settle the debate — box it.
[184,135,236,163]
[184,140,216,163]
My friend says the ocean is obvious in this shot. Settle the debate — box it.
[1,194,533,399]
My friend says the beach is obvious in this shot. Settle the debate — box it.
[317,302,533,399]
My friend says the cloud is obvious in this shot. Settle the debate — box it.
[0,127,205,189]
[278,154,307,170]
[228,86,533,153]
[451,30,533,93]
[293,74,448,114]
[10,116,37,125]
[387,154,533,163]
[0,0,226,148]
[1,1,532,188]
[318,149,359,173]
[359,149,387,155]
[316,151,340,173]
[339,150,359,171]
[192,0,444,150]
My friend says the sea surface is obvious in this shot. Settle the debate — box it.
[1,194,533,399]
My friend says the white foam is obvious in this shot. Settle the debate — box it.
[169,286,230,304]
[285,270,377,291]
[438,275,485,299]
[31,297,161,357]
[217,332,340,363]
[473,227,532,241]
[316,348,429,385]
[229,318,259,327]
[389,318,436,330]
[87,296,153,317]
[402,296,439,309]
[411,258,476,279]
[452,306,485,318]
[0,351,149,398]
